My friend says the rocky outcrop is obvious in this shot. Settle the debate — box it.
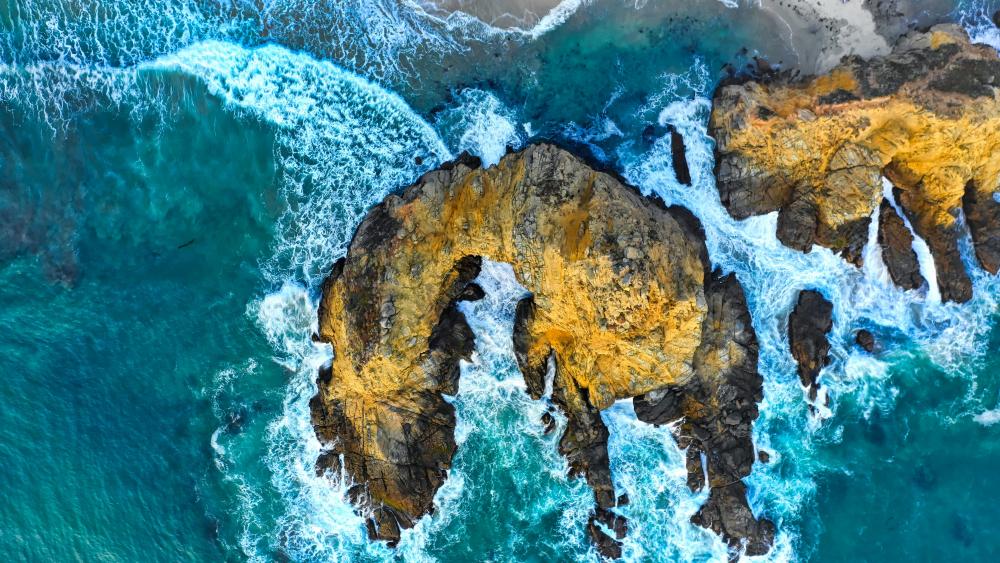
[878,199,925,291]
[668,125,692,186]
[310,144,772,557]
[855,329,876,353]
[633,272,774,555]
[963,179,1000,276]
[710,25,1000,302]
[788,290,833,401]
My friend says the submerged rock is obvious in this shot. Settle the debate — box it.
[855,329,876,353]
[709,25,1000,302]
[310,144,772,557]
[788,290,833,400]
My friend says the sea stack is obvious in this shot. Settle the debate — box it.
[309,144,773,557]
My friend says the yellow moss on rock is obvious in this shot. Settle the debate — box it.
[310,144,772,555]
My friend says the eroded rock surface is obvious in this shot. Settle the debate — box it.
[633,272,774,555]
[878,198,925,291]
[310,144,772,557]
[668,124,692,186]
[710,25,1000,302]
[788,290,834,401]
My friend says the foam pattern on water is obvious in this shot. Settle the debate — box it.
[602,400,732,561]
[0,0,510,130]
[434,88,524,166]
[146,40,451,284]
[403,260,595,561]
[247,283,375,562]
[6,0,1000,560]
[259,0,487,84]
[959,0,1000,51]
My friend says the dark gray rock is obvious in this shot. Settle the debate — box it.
[963,180,1000,275]
[896,190,972,303]
[878,199,926,291]
[856,329,876,353]
[668,124,692,186]
[788,290,833,399]
[634,271,773,556]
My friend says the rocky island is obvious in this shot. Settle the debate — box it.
[309,20,1000,562]
[309,144,774,557]
[710,24,1000,303]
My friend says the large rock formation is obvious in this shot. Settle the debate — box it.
[310,144,773,557]
[710,25,1000,302]
[788,290,834,401]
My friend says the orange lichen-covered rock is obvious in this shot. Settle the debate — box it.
[710,25,1000,302]
[310,144,772,557]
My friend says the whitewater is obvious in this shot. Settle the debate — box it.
[3,0,1000,561]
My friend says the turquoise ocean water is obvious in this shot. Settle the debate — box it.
[3,1,1000,561]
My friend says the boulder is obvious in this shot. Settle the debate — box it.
[788,290,833,399]
[878,198,925,291]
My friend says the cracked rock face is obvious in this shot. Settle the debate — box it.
[310,144,772,557]
[710,25,1000,302]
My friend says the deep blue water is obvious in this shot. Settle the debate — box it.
[3,1,1000,561]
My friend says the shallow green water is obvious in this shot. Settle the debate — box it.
[2,1,1000,561]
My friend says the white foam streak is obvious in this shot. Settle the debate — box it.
[250,284,380,561]
[881,178,941,304]
[525,0,591,39]
[173,38,457,561]
[974,408,1000,426]
[602,400,729,562]
[145,40,451,284]
[434,88,523,166]
[960,1,1000,53]
[396,260,595,558]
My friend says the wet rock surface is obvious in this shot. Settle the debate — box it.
[878,199,926,291]
[311,144,772,557]
[668,124,692,186]
[788,290,834,400]
[633,271,774,555]
[855,329,876,353]
[963,179,1000,276]
[709,25,1000,302]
